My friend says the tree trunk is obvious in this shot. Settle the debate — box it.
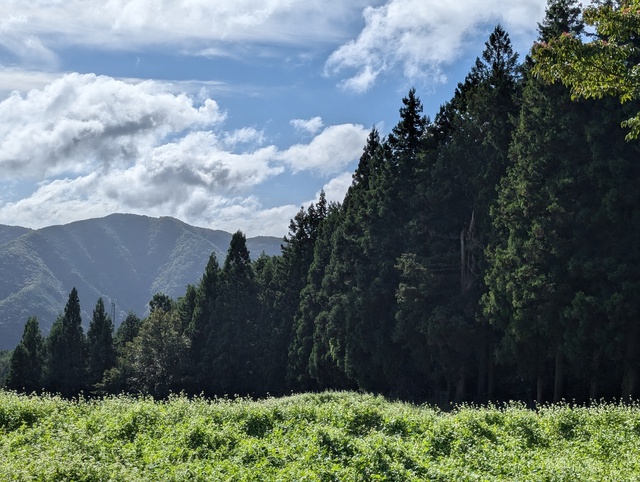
[622,366,637,399]
[589,380,598,400]
[536,352,545,404]
[589,350,600,400]
[455,372,466,403]
[487,332,495,401]
[460,229,466,293]
[536,375,544,404]
[622,320,640,399]
[553,345,564,403]
[477,322,487,401]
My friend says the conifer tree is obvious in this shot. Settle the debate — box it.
[485,0,640,401]
[86,298,116,388]
[206,231,259,395]
[188,253,220,392]
[288,204,348,391]
[113,312,142,356]
[392,25,520,402]
[45,287,87,396]
[253,253,284,393]
[302,205,357,390]
[178,284,197,333]
[4,316,44,393]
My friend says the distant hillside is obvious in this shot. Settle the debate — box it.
[0,225,32,246]
[0,214,282,350]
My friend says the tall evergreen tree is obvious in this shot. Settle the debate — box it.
[389,26,521,402]
[288,203,349,391]
[178,284,198,333]
[485,63,584,402]
[273,193,328,392]
[287,206,337,391]
[113,312,142,356]
[206,231,260,395]
[253,253,284,393]
[485,0,640,402]
[86,298,116,389]
[4,316,44,393]
[188,253,221,392]
[45,287,87,396]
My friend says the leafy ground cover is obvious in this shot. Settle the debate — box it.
[1,390,639,481]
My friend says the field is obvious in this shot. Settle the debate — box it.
[1,391,640,481]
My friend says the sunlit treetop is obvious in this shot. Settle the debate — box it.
[533,0,640,139]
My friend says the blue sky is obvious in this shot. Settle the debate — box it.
[0,0,548,237]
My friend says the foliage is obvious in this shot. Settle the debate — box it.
[107,309,190,398]
[1,391,640,481]
[113,312,142,356]
[86,298,116,389]
[4,316,44,393]
[533,0,640,139]
[45,288,86,396]
[0,351,10,387]
[149,292,174,314]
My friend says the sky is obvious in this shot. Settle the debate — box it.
[0,0,548,237]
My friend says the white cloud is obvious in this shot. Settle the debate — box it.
[290,116,324,135]
[0,68,64,97]
[0,0,373,57]
[277,124,368,174]
[325,0,546,92]
[0,176,298,237]
[0,71,372,236]
[319,171,353,205]
[0,73,224,180]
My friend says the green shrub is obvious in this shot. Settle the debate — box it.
[1,390,639,481]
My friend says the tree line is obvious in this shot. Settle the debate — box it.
[5,0,640,403]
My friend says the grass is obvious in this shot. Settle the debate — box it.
[1,390,639,481]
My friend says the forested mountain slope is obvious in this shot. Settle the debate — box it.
[0,225,31,246]
[0,213,280,349]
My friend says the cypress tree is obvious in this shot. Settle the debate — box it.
[485,0,640,402]
[114,312,142,356]
[188,253,221,393]
[206,231,259,395]
[4,316,44,393]
[45,287,87,396]
[288,204,349,391]
[178,284,198,333]
[86,298,116,388]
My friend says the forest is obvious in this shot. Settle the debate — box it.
[4,0,640,405]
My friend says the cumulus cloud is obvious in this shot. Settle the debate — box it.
[319,171,354,204]
[277,124,368,174]
[0,72,370,236]
[325,0,546,92]
[290,116,324,136]
[0,176,299,236]
[0,68,64,98]
[0,73,224,180]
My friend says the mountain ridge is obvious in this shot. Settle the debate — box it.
[0,213,282,350]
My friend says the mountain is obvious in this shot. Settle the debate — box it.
[0,225,32,246]
[0,214,282,350]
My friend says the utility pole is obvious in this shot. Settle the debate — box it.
[111,299,116,326]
